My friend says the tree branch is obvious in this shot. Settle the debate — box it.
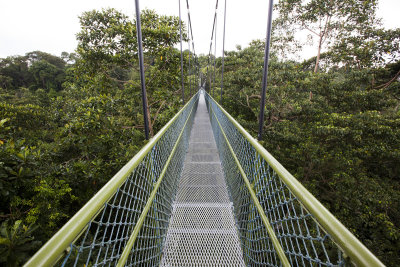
[302,23,320,37]
[374,69,400,90]
[151,100,166,128]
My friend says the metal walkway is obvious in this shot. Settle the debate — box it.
[160,92,245,266]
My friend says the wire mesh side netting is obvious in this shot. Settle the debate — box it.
[59,94,198,267]
[206,94,347,267]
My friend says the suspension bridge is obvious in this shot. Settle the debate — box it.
[24,90,383,266]
[24,0,385,266]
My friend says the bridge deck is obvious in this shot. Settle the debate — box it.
[160,92,245,266]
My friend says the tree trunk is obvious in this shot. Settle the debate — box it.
[147,102,153,137]
[314,35,323,73]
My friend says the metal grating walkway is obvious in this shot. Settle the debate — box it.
[160,92,245,266]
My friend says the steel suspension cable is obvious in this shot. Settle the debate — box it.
[206,63,211,93]
[186,0,196,57]
[187,27,191,97]
[178,0,185,104]
[206,55,210,92]
[207,0,219,92]
[220,0,226,104]
[185,0,197,96]
[185,0,193,97]
[258,0,274,140]
[134,0,150,140]
[212,12,217,97]
[208,0,218,58]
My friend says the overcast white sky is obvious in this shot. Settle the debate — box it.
[0,0,399,59]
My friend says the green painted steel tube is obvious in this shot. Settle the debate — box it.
[206,92,385,267]
[210,105,290,267]
[116,98,196,267]
[24,93,199,267]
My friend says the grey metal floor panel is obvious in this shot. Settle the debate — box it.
[160,232,244,267]
[187,153,220,162]
[160,92,245,266]
[175,186,230,203]
[187,147,219,154]
[181,162,223,174]
[179,173,226,186]
[168,204,236,229]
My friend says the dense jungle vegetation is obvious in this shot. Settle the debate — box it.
[1,0,399,265]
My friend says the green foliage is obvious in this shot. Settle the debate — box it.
[0,56,32,90]
[0,51,71,92]
[331,27,400,68]
[0,220,41,266]
[74,8,196,134]
[273,0,384,70]
[75,8,185,89]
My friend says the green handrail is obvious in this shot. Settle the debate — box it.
[205,91,384,267]
[209,103,290,267]
[116,97,196,266]
[24,93,199,267]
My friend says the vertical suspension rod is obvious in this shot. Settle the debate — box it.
[213,12,217,98]
[186,0,192,97]
[258,0,274,140]
[192,52,196,92]
[220,0,227,104]
[185,0,197,92]
[186,0,196,57]
[178,0,185,104]
[187,29,191,97]
[207,0,219,93]
[134,0,150,140]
